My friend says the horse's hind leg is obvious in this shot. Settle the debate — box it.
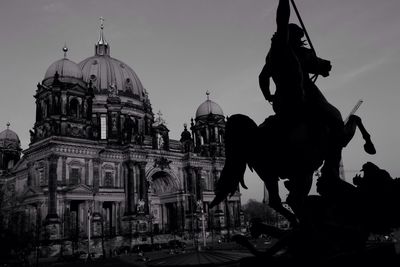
[286,173,313,221]
[343,115,376,154]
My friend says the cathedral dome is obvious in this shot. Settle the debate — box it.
[0,125,21,150]
[78,56,145,98]
[195,94,224,119]
[78,20,145,99]
[43,57,83,85]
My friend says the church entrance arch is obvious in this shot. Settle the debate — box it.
[149,170,181,233]
[150,171,179,194]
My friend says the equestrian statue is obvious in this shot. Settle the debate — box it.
[210,0,376,227]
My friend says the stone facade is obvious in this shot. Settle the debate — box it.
[0,25,242,256]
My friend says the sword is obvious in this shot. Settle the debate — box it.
[344,99,363,123]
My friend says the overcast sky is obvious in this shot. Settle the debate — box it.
[1,0,400,204]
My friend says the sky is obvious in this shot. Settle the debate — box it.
[1,0,400,204]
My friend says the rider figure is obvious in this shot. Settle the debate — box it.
[260,0,339,124]
[259,0,305,119]
[259,0,346,179]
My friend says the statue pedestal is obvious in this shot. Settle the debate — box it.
[122,214,137,235]
[44,215,61,240]
[42,215,61,257]
[122,213,152,247]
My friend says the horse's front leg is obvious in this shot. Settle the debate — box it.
[263,176,299,227]
[344,115,376,154]
[285,173,313,222]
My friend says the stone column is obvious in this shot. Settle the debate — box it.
[61,92,67,115]
[82,99,87,119]
[187,167,197,195]
[62,156,67,185]
[35,202,43,240]
[125,161,135,215]
[116,202,121,235]
[194,167,203,201]
[85,158,89,185]
[45,155,60,242]
[205,127,210,143]
[27,162,33,187]
[46,155,59,220]
[180,200,185,231]
[184,166,197,215]
[93,158,101,192]
[115,164,119,188]
[94,199,100,213]
[138,161,148,214]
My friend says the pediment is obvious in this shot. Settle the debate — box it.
[65,184,94,194]
[22,186,43,198]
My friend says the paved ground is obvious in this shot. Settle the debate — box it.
[32,238,273,267]
[41,249,244,267]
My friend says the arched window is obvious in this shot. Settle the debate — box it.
[69,98,80,118]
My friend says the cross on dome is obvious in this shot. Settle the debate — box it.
[100,16,105,29]
[98,16,107,45]
[96,16,109,55]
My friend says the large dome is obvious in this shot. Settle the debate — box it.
[43,58,83,85]
[79,55,145,98]
[195,99,224,119]
[78,23,145,99]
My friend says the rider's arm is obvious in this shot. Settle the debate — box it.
[275,0,290,45]
[259,55,273,102]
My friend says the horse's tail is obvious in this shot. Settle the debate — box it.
[210,114,258,208]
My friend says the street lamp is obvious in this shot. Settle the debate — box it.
[148,198,154,245]
[196,200,207,249]
[87,208,92,262]
[35,203,42,267]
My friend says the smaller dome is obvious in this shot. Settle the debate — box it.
[195,99,224,119]
[0,127,21,150]
[43,58,83,84]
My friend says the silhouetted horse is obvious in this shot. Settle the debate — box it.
[210,112,375,225]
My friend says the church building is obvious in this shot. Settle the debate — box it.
[0,21,242,254]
